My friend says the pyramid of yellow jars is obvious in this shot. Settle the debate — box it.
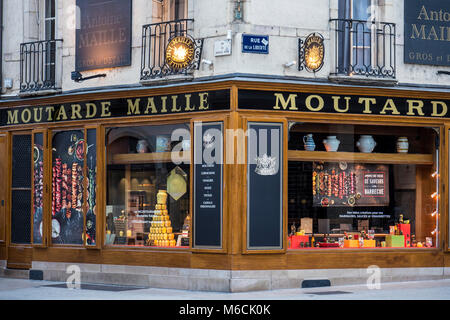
[147,190,176,247]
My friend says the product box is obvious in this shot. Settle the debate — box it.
[361,240,376,248]
[289,235,310,248]
[344,240,359,248]
[386,235,405,248]
[398,224,411,247]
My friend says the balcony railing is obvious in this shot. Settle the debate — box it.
[20,39,63,93]
[330,19,396,79]
[140,19,203,81]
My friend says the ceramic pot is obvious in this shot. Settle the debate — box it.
[357,135,377,153]
[323,136,340,152]
[303,134,316,151]
[136,140,149,153]
[397,137,409,153]
[157,190,168,205]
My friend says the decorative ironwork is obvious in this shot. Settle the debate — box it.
[298,33,325,73]
[140,19,203,80]
[20,39,63,93]
[330,19,396,78]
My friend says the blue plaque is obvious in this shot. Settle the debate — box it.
[404,0,450,66]
[242,34,269,54]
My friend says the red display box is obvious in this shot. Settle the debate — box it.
[289,235,309,249]
[398,224,411,247]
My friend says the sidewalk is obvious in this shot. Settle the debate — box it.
[1,277,450,300]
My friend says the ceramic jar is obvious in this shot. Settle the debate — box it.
[397,137,409,153]
[303,134,316,151]
[157,190,168,205]
[323,136,340,152]
[357,135,377,153]
[136,139,149,153]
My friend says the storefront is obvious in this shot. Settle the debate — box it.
[0,79,449,291]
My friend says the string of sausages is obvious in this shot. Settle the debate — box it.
[34,160,43,210]
[313,168,356,198]
[52,159,83,216]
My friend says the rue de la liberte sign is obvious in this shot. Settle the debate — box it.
[404,0,450,66]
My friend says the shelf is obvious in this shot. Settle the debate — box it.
[288,150,434,165]
[109,151,190,165]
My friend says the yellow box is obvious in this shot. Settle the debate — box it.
[344,240,359,248]
[362,240,376,248]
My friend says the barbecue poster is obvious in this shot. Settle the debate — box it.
[312,162,389,207]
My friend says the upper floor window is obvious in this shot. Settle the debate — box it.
[44,0,56,41]
[331,0,396,79]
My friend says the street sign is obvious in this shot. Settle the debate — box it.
[242,34,269,54]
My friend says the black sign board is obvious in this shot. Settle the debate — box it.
[404,0,450,66]
[1,90,230,127]
[76,0,132,71]
[247,122,283,250]
[193,122,223,248]
[238,89,450,118]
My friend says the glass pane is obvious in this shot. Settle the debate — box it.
[353,0,370,20]
[106,123,191,248]
[86,129,97,246]
[45,0,55,19]
[288,123,438,250]
[45,20,55,41]
[175,0,186,19]
[33,133,44,244]
[51,130,85,245]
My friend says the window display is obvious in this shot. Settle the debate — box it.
[287,123,438,249]
[106,123,190,247]
[33,133,44,244]
[51,130,85,244]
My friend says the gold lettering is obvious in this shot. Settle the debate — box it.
[305,95,324,112]
[427,26,439,40]
[33,107,43,122]
[56,105,68,121]
[199,92,210,110]
[7,110,19,124]
[380,99,400,115]
[144,98,158,114]
[273,93,298,110]
[418,5,429,20]
[101,101,111,117]
[406,100,425,116]
[127,99,141,115]
[431,101,448,117]
[184,94,195,111]
[358,98,376,114]
[86,103,97,118]
[332,96,351,113]
[21,109,32,123]
[411,24,426,40]
[171,95,182,112]
[45,106,55,121]
[71,104,82,120]
[160,96,168,113]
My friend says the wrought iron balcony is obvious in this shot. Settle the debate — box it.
[20,39,63,93]
[140,19,203,81]
[330,19,396,79]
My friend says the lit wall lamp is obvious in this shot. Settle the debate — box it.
[299,33,325,73]
[71,71,107,83]
[283,61,297,68]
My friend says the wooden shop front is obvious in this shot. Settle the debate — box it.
[0,80,449,281]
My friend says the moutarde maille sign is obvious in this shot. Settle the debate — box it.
[0,90,230,126]
[76,0,132,71]
[404,0,450,66]
[238,89,450,118]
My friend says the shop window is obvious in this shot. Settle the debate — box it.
[287,123,438,250]
[106,123,191,248]
[51,130,86,245]
[33,133,44,244]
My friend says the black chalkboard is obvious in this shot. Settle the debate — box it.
[193,122,223,248]
[247,122,283,249]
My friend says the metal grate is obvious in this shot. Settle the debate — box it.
[12,135,32,188]
[330,19,396,78]
[140,19,203,80]
[11,190,31,244]
[20,39,63,93]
